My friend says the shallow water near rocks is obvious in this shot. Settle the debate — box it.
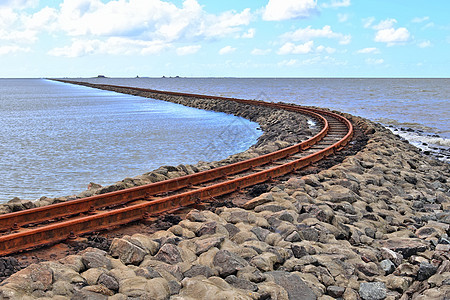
[0,79,261,202]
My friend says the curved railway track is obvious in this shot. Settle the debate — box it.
[0,82,353,256]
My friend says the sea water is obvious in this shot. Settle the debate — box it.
[0,79,261,202]
[78,77,450,161]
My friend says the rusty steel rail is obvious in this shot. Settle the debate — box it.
[0,82,353,255]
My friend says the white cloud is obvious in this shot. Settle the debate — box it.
[55,0,251,41]
[278,41,314,55]
[366,58,384,65]
[418,40,431,48]
[357,47,380,54]
[373,18,397,30]
[412,16,429,23]
[338,13,349,23]
[278,59,298,66]
[0,45,30,55]
[375,27,410,45]
[282,25,351,45]
[363,17,375,28]
[219,45,236,55]
[322,0,351,9]
[241,28,255,39]
[251,48,271,55]
[176,45,201,55]
[263,0,317,21]
[369,19,410,46]
[40,0,251,57]
[48,38,171,57]
[316,45,336,54]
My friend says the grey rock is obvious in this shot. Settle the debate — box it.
[297,225,319,242]
[109,238,146,265]
[224,223,240,238]
[251,226,271,241]
[266,271,317,300]
[98,273,119,291]
[213,250,248,277]
[380,259,395,275]
[196,222,217,236]
[417,262,437,281]
[81,251,112,270]
[168,280,181,295]
[154,243,183,265]
[291,244,308,259]
[183,265,214,278]
[359,282,386,300]
[225,275,258,291]
[327,285,345,298]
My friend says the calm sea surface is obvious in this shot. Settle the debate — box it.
[0,79,261,202]
[1,78,449,201]
[79,77,450,156]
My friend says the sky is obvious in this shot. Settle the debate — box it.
[0,0,449,78]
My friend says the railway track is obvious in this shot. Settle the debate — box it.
[0,82,353,256]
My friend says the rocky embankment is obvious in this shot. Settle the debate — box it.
[0,89,449,299]
[0,84,317,211]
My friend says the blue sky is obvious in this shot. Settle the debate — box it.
[0,0,449,77]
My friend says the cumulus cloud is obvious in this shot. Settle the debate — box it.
[357,47,380,54]
[263,0,317,21]
[278,41,314,55]
[48,38,171,57]
[375,27,410,45]
[176,45,201,55]
[219,45,236,55]
[367,18,410,46]
[281,25,351,45]
[29,0,249,57]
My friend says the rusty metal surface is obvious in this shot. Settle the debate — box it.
[0,82,353,256]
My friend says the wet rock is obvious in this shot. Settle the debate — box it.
[359,282,386,300]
